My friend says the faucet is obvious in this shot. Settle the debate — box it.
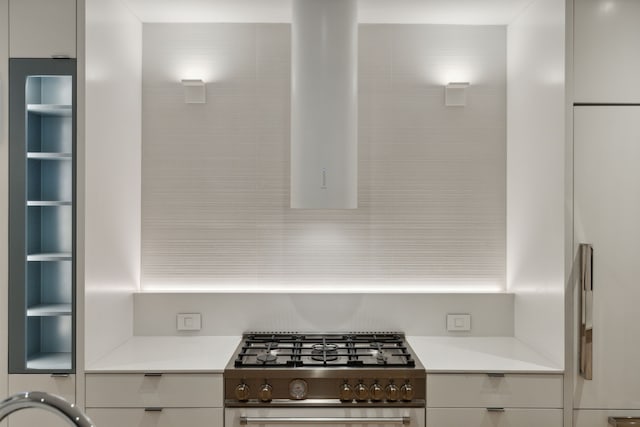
[0,391,94,427]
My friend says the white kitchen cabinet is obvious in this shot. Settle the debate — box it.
[9,0,76,58]
[85,373,223,427]
[87,408,223,427]
[426,373,563,427]
[85,373,223,407]
[573,106,640,409]
[426,373,563,408]
[574,0,640,103]
[428,408,562,427]
[7,374,75,427]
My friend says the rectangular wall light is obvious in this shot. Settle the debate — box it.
[445,82,470,107]
[181,79,206,104]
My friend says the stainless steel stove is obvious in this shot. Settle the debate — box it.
[224,333,425,408]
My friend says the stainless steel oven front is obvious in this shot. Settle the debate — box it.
[225,407,426,427]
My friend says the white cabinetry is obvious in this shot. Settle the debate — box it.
[7,374,75,427]
[426,373,563,427]
[574,0,640,103]
[85,373,223,427]
[9,0,76,58]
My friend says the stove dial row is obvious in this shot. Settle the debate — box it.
[340,382,414,402]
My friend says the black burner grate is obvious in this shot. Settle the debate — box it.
[234,333,416,368]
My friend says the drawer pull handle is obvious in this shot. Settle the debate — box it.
[50,373,70,378]
[144,373,163,377]
[609,417,640,426]
[487,408,505,413]
[487,373,505,378]
[145,408,164,412]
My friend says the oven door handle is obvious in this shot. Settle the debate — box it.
[240,417,411,425]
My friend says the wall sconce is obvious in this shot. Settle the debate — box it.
[181,79,206,104]
[445,82,470,107]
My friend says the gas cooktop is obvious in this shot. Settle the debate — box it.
[224,332,425,407]
[233,333,417,368]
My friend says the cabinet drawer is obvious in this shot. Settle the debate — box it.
[426,374,562,408]
[86,408,222,427]
[7,374,76,427]
[85,373,223,408]
[7,407,77,427]
[427,408,562,427]
[9,374,75,401]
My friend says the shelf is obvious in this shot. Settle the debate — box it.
[27,200,72,207]
[26,353,72,370]
[27,253,72,262]
[27,304,72,317]
[27,104,72,117]
[27,152,72,160]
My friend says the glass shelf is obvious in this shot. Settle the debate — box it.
[26,353,72,370]
[27,104,72,116]
[27,304,72,317]
[27,200,72,206]
[27,253,73,262]
[27,152,72,160]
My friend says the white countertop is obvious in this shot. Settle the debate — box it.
[86,336,241,373]
[86,335,563,374]
[407,336,563,373]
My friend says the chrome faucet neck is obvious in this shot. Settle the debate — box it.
[0,392,94,427]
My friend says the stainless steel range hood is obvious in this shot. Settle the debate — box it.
[290,0,358,209]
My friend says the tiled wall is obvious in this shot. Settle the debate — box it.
[141,23,506,291]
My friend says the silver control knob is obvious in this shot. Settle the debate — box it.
[339,383,354,402]
[235,383,250,401]
[400,383,414,402]
[258,384,273,402]
[385,383,400,401]
[354,383,369,401]
[370,383,384,401]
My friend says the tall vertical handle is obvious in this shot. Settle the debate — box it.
[579,243,593,380]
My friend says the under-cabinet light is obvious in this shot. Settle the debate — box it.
[181,79,206,104]
[445,82,470,107]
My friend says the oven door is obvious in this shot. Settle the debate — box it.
[225,407,425,427]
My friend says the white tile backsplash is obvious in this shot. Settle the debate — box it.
[141,23,506,292]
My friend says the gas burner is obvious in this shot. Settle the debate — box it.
[375,350,387,363]
[311,343,339,361]
[256,351,278,363]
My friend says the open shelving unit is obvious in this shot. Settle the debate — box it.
[9,59,76,374]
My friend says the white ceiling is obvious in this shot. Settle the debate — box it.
[123,0,536,25]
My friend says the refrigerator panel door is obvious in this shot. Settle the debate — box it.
[574,106,640,409]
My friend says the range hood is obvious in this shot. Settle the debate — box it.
[290,0,358,209]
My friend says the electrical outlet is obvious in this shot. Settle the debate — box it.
[447,314,471,332]
[177,313,202,331]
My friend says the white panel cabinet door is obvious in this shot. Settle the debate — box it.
[7,374,76,427]
[9,0,76,58]
[574,106,640,409]
[574,0,640,103]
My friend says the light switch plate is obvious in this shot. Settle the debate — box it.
[447,314,471,331]
[177,313,202,331]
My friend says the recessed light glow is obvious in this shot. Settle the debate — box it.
[599,0,616,14]
[141,280,505,294]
